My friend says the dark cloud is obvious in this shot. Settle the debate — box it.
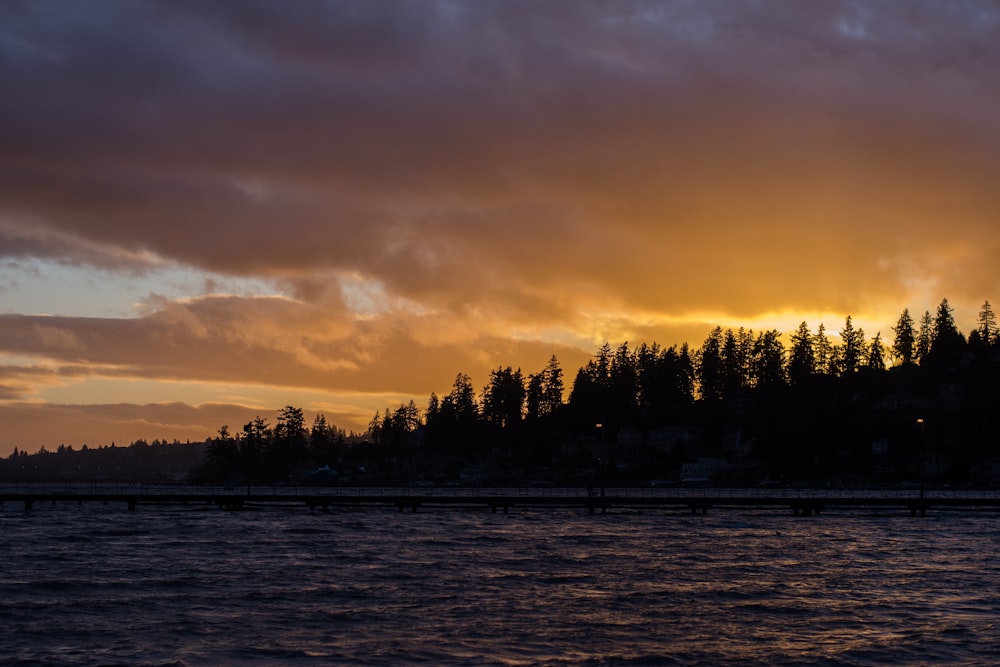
[3,3,998,315]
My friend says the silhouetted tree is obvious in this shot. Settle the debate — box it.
[927,298,966,367]
[976,301,997,346]
[395,401,421,439]
[866,332,886,371]
[721,329,740,391]
[752,329,786,389]
[481,366,526,429]
[525,354,564,420]
[722,328,754,391]
[368,411,385,444]
[813,323,835,375]
[788,321,816,385]
[205,425,239,476]
[839,316,865,376]
[933,299,959,344]
[916,310,934,362]
[426,373,479,452]
[241,416,271,480]
[635,342,693,422]
[370,402,421,449]
[269,405,308,469]
[426,392,440,424]
[568,343,614,426]
[891,308,916,366]
[525,373,544,421]
[678,342,696,401]
[442,373,477,423]
[697,327,725,401]
[595,342,612,386]
[541,355,564,416]
[635,342,658,407]
[610,342,639,422]
[309,413,342,463]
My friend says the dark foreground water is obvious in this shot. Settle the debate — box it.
[1,502,998,666]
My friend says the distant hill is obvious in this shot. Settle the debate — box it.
[0,440,207,482]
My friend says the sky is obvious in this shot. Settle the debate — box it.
[2,1,1000,456]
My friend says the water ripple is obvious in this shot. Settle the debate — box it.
[1,505,998,665]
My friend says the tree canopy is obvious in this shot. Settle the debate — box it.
[175,297,1000,487]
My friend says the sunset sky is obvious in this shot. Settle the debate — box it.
[2,1,999,455]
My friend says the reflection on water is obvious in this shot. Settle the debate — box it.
[1,504,998,666]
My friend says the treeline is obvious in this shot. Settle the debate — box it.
[373,299,994,431]
[191,406,354,483]
[361,298,1000,484]
[0,439,205,481]
[192,298,1000,485]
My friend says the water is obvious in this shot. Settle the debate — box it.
[1,502,998,666]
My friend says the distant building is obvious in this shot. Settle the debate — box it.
[647,425,699,454]
[681,457,728,483]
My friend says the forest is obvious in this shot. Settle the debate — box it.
[187,298,1000,487]
[5,299,1000,487]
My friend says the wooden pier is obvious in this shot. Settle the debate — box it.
[2,485,1000,516]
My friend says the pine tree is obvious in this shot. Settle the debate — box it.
[525,373,544,421]
[309,413,339,463]
[891,308,916,366]
[813,323,834,375]
[788,321,816,385]
[839,316,865,375]
[541,355,564,415]
[595,342,612,388]
[866,332,886,371]
[927,298,966,366]
[425,392,440,424]
[722,329,741,390]
[441,372,478,425]
[752,330,786,388]
[678,343,695,402]
[976,301,997,346]
[482,366,525,429]
[368,411,383,443]
[697,327,725,401]
[916,310,933,363]
[610,342,638,414]
[932,298,959,347]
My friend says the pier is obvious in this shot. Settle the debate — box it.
[3,483,1000,516]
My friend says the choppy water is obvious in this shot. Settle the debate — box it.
[1,502,998,666]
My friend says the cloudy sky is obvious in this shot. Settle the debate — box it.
[2,1,999,455]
